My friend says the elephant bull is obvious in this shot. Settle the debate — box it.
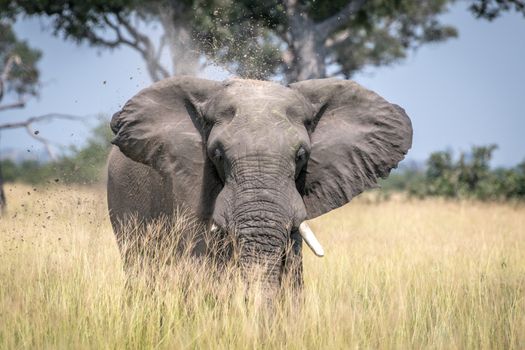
[107,76,412,292]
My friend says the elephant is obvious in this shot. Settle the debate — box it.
[107,76,412,292]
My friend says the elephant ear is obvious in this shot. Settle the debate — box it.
[290,78,413,219]
[110,76,223,216]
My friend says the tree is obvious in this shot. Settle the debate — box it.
[457,144,497,194]
[0,20,84,214]
[0,20,41,213]
[206,0,458,81]
[0,0,222,81]
[0,21,40,111]
[206,0,524,81]
[2,0,460,83]
[3,0,523,83]
[402,145,525,201]
[425,150,457,197]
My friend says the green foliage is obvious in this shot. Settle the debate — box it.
[325,0,458,77]
[0,20,41,98]
[0,0,138,42]
[2,0,459,81]
[2,0,521,83]
[1,119,113,185]
[193,2,285,79]
[197,0,458,79]
[378,162,425,192]
[382,145,525,201]
[470,0,525,21]
[0,159,55,184]
[55,120,113,183]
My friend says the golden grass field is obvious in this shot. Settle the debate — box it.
[1,183,524,349]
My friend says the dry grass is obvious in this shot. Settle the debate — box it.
[1,183,524,349]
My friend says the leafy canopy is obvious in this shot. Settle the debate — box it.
[1,0,458,81]
[0,20,41,100]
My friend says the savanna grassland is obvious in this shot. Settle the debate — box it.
[1,183,524,349]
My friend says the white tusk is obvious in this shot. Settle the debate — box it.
[210,223,219,233]
[299,222,324,257]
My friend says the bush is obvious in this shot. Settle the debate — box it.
[381,145,525,201]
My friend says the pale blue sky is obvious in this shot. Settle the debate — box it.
[1,2,524,166]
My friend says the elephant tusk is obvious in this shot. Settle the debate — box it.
[210,223,219,233]
[299,222,324,257]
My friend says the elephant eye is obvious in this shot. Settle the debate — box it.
[295,146,309,179]
[296,147,307,162]
[210,147,226,183]
[213,148,223,161]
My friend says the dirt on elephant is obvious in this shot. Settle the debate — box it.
[1,183,524,349]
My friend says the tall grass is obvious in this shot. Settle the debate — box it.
[1,184,524,349]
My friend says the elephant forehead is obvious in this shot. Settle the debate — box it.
[222,109,307,154]
[221,81,300,104]
[227,90,305,121]
[209,80,310,149]
[208,81,310,122]
[223,78,284,90]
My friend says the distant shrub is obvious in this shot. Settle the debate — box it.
[381,145,525,201]
[0,119,113,185]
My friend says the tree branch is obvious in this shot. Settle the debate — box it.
[325,29,351,48]
[115,13,170,80]
[0,113,85,130]
[1,55,21,84]
[83,27,124,48]
[116,13,149,45]
[156,34,167,62]
[0,113,86,160]
[0,54,22,102]
[316,0,367,39]
[101,14,137,47]
[83,13,169,81]
[0,100,26,112]
[24,123,55,159]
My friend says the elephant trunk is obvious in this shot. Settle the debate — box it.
[211,155,307,296]
[237,230,285,297]
[229,183,296,295]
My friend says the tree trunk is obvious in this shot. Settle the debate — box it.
[0,133,5,215]
[285,0,327,82]
[283,0,367,83]
[159,5,200,76]
[0,164,5,215]
[170,23,200,75]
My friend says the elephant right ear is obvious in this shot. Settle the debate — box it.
[111,76,221,171]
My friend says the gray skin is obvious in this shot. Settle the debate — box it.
[107,76,413,291]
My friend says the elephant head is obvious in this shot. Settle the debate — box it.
[110,76,412,291]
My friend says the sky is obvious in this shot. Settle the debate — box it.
[1,3,524,167]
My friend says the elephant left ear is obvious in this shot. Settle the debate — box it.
[290,78,413,219]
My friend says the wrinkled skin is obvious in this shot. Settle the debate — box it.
[107,77,413,293]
